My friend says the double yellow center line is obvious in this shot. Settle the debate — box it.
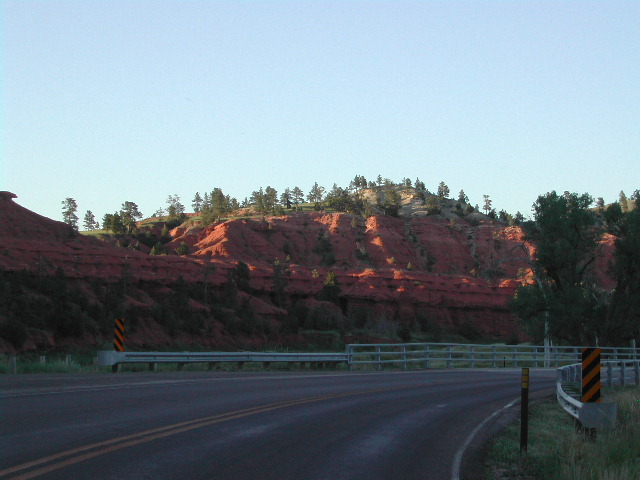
[1,388,386,480]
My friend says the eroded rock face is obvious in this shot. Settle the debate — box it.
[0,194,616,350]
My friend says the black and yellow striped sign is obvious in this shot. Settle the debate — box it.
[582,347,601,403]
[113,318,125,352]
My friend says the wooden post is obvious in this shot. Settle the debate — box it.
[520,367,530,452]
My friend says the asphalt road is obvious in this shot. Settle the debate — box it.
[0,368,556,480]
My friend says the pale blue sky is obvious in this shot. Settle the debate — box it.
[2,1,638,224]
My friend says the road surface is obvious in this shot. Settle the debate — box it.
[1,368,556,480]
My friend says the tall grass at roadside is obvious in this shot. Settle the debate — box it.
[0,358,91,374]
[486,387,640,480]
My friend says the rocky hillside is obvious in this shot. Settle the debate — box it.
[0,191,615,353]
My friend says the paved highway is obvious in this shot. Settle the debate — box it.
[1,369,556,480]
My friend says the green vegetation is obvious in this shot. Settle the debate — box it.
[61,197,79,230]
[486,387,640,480]
[510,190,640,346]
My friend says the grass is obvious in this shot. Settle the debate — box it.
[0,358,96,374]
[486,387,640,480]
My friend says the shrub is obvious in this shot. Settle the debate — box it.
[0,318,28,348]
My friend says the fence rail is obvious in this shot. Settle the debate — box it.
[346,343,640,370]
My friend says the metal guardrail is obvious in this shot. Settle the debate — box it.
[346,343,640,370]
[98,343,640,372]
[555,361,639,427]
[97,350,347,371]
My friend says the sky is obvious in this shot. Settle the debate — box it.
[2,1,639,225]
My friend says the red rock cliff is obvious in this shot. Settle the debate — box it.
[0,193,616,349]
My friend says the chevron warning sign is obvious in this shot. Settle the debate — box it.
[113,318,125,352]
[582,347,601,403]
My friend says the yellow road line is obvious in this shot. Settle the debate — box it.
[1,388,386,480]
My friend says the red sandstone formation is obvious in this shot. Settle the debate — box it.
[0,193,617,351]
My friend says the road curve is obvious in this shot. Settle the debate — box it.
[1,369,556,480]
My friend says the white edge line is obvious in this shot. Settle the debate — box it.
[451,397,519,480]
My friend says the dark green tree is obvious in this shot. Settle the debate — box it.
[83,210,99,231]
[291,187,305,209]
[483,195,492,215]
[102,212,126,234]
[318,271,340,304]
[272,259,289,307]
[166,194,186,223]
[425,196,441,215]
[437,182,450,198]
[175,241,189,255]
[458,190,469,204]
[231,261,251,293]
[307,182,325,211]
[619,191,629,212]
[602,204,640,344]
[61,198,79,230]
[280,188,293,209]
[120,201,142,233]
[510,192,603,344]
[264,186,279,214]
[192,192,203,214]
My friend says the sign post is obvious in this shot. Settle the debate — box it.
[582,347,601,403]
[520,367,529,452]
[112,318,125,373]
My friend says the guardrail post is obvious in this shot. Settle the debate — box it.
[402,345,407,370]
[620,361,626,387]
[533,347,539,368]
[607,363,613,388]
[346,345,353,372]
[376,346,382,371]
[446,345,452,368]
[554,347,559,367]
[423,345,430,369]
[492,346,497,368]
[40,355,46,365]
[634,362,640,386]
[513,347,518,367]
[614,348,619,361]
[10,356,17,374]
[149,362,157,372]
[470,346,475,368]
[65,354,72,367]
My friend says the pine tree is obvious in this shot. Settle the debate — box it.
[83,210,98,230]
[192,192,203,214]
[437,182,450,198]
[61,198,79,230]
[483,195,492,215]
[280,188,293,209]
[458,190,469,204]
[291,187,305,208]
[307,182,325,211]
[120,201,142,233]
[620,191,629,212]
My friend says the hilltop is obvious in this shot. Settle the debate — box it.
[0,189,616,353]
